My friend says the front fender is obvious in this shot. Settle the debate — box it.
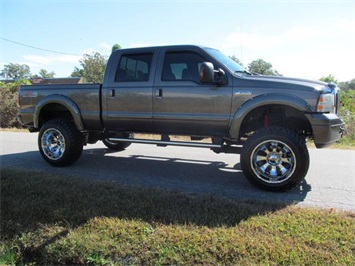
[229,94,313,139]
[34,94,84,131]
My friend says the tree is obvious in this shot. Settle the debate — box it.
[320,74,338,84]
[229,55,243,67]
[39,69,55,78]
[339,78,355,91]
[70,67,84,78]
[0,63,31,80]
[32,69,56,79]
[248,59,281,76]
[112,43,121,52]
[71,52,107,83]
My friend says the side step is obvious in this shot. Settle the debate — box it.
[108,137,222,149]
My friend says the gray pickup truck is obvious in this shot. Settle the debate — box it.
[17,45,344,191]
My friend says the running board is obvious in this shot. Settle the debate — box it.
[108,137,222,149]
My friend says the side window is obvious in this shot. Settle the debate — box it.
[115,53,152,82]
[162,52,206,82]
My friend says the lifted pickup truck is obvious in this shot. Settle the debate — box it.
[17,45,344,191]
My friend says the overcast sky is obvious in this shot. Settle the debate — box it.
[1,0,354,81]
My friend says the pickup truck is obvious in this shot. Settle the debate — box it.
[17,45,344,191]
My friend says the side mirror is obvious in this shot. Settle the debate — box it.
[215,68,227,85]
[199,62,215,83]
[199,62,227,85]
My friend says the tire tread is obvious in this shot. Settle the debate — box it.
[38,119,83,167]
[240,126,309,191]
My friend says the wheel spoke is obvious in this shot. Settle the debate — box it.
[41,128,66,160]
[278,164,288,175]
[281,157,292,164]
[255,155,267,163]
[260,145,270,155]
[259,162,270,173]
[269,166,278,177]
[270,142,278,152]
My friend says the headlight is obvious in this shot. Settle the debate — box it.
[317,93,335,113]
[316,83,339,114]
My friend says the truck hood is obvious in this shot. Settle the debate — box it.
[238,74,329,92]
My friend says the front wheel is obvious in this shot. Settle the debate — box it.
[38,119,83,167]
[240,127,309,191]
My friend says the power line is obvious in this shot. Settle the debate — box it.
[0,37,81,56]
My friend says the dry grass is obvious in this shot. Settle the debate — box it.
[0,127,27,132]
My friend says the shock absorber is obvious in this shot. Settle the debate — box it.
[263,111,269,127]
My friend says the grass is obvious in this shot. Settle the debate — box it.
[1,168,354,265]
[335,135,355,148]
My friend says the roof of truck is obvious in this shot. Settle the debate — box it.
[111,44,214,53]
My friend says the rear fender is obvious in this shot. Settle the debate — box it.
[34,94,84,131]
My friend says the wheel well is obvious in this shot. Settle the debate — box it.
[39,103,74,127]
[239,105,312,139]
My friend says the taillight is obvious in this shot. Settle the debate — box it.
[17,92,21,107]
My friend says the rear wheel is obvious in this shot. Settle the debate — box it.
[38,119,83,167]
[240,127,309,191]
[102,133,133,151]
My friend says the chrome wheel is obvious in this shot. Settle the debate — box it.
[250,140,296,184]
[41,128,66,160]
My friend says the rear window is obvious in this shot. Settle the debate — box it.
[115,53,153,82]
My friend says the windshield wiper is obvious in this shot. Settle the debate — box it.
[235,70,253,76]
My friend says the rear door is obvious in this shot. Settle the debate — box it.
[102,49,158,132]
[153,48,233,136]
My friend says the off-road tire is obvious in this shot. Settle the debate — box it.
[240,127,309,192]
[102,133,133,151]
[38,119,83,167]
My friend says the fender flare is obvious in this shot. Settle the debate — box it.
[229,93,313,139]
[34,94,84,131]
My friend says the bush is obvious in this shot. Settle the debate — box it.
[0,80,30,128]
[339,90,355,144]
[339,89,355,146]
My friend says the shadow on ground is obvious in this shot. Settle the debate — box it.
[1,148,311,235]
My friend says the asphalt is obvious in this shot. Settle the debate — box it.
[1,131,354,211]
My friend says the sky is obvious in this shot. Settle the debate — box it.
[1,0,354,82]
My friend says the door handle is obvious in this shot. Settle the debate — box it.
[109,89,115,97]
[155,88,163,99]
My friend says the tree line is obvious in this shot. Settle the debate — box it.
[1,43,354,89]
[0,44,120,83]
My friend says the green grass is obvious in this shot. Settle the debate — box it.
[334,138,355,148]
[1,168,355,265]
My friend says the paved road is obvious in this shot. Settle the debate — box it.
[1,131,354,211]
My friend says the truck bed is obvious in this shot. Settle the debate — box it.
[18,83,102,130]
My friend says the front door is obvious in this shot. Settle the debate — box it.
[153,50,233,136]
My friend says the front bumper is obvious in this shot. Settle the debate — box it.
[306,113,344,148]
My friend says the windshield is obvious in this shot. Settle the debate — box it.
[204,47,245,73]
